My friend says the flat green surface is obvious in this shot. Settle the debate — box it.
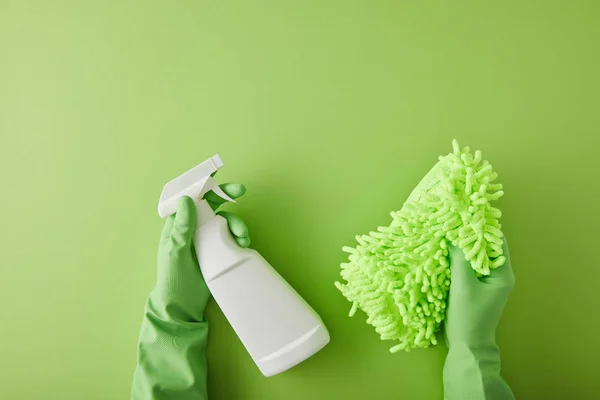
[1,1,599,399]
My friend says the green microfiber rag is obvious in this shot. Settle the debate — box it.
[335,140,506,352]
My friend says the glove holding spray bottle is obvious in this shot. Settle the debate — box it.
[157,155,329,377]
[132,183,248,400]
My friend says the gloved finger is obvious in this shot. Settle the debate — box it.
[448,244,478,285]
[205,183,246,211]
[170,196,197,249]
[235,236,251,248]
[218,211,251,248]
[160,214,175,245]
[480,237,515,287]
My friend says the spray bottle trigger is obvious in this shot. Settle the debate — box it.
[203,178,236,203]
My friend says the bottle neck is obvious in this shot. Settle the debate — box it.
[196,199,216,227]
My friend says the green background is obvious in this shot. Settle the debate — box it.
[2,1,599,399]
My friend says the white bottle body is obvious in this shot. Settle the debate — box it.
[194,201,329,377]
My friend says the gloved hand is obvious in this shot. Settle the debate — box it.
[443,238,515,400]
[132,183,249,400]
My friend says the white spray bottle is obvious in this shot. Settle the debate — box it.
[158,155,329,377]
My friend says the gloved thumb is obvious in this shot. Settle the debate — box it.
[448,243,478,286]
[170,196,197,250]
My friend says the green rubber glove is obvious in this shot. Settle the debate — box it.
[131,183,249,400]
[443,238,515,400]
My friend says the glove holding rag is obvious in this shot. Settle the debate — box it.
[336,140,507,351]
[443,238,515,400]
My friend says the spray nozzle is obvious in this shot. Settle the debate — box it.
[158,154,235,218]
